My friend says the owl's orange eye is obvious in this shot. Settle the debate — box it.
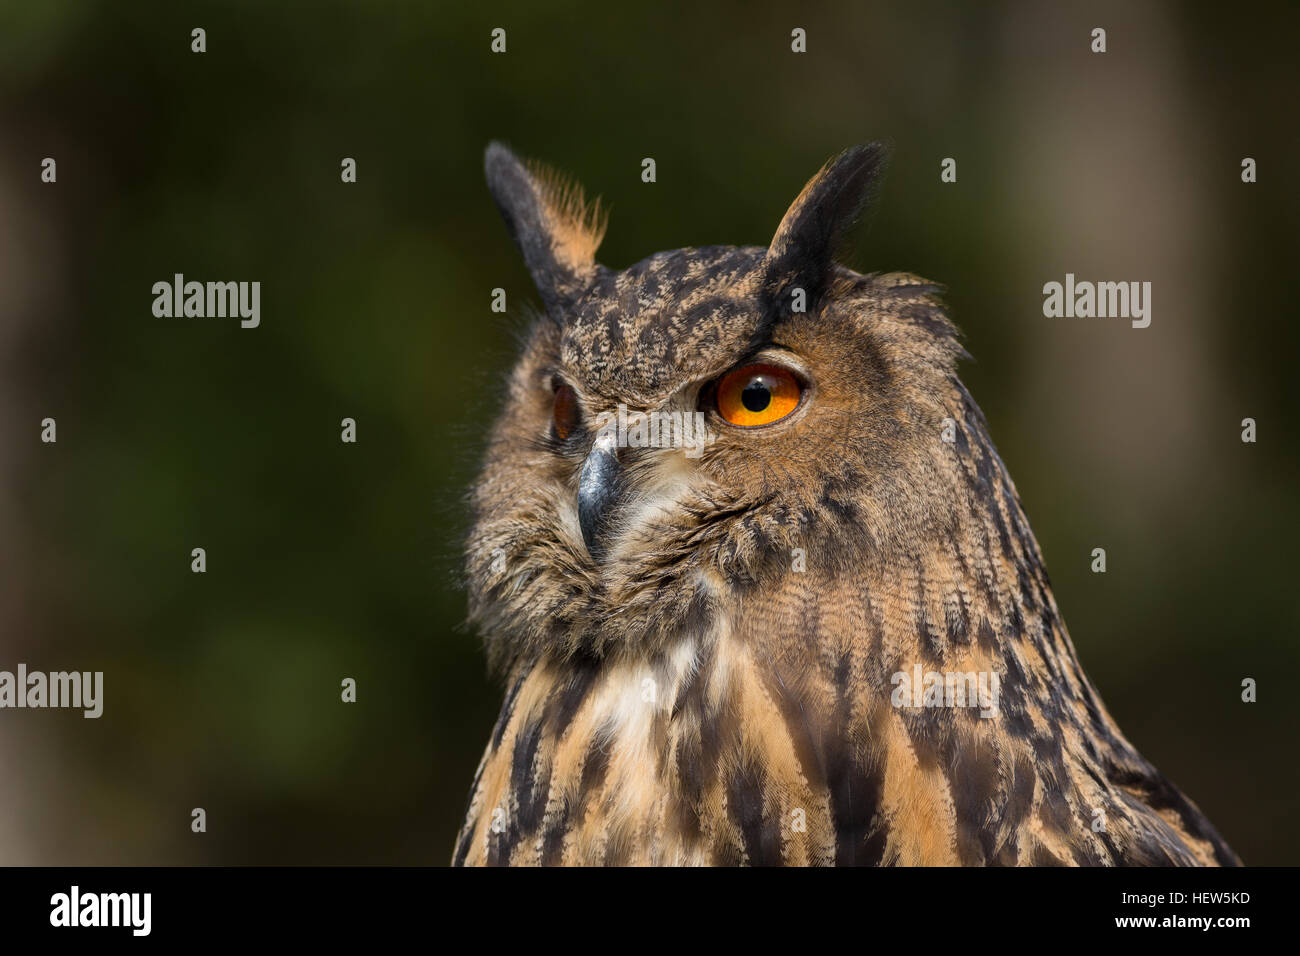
[552,383,581,440]
[713,364,803,427]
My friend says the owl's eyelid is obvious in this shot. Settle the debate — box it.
[716,350,812,388]
[752,345,807,370]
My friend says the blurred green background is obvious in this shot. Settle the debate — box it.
[0,0,1296,864]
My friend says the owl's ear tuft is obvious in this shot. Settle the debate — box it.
[485,142,607,315]
[762,143,888,307]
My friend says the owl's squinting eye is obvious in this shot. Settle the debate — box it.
[711,363,803,428]
[552,382,581,440]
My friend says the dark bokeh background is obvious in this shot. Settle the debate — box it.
[0,1,1296,864]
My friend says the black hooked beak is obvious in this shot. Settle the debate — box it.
[577,430,621,561]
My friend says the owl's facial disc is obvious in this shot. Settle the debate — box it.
[577,429,621,560]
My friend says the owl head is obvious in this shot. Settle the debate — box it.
[469,143,977,673]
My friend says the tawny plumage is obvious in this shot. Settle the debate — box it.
[453,142,1239,867]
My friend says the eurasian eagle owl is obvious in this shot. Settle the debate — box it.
[453,142,1238,867]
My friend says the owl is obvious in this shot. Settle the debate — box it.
[452,142,1239,867]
